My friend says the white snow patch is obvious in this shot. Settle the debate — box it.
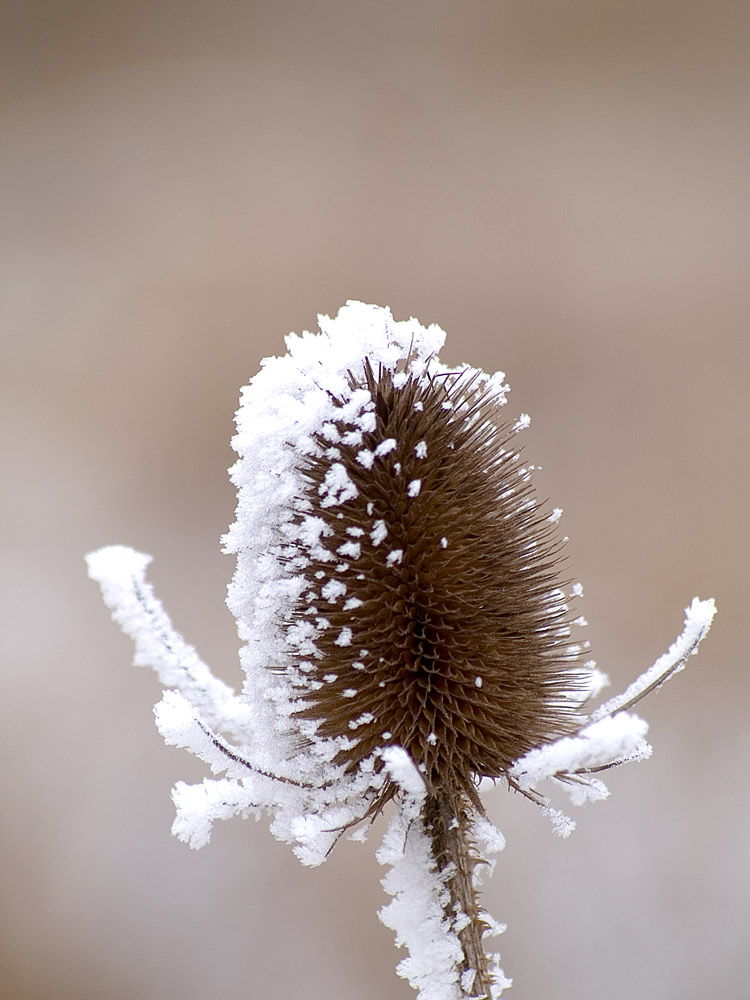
[334,627,353,647]
[321,579,347,603]
[348,712,375,730]
[337,540,362,559]
[320,463,358,507]
[375,438,398,457]
[584,667,610,701]
[543,807,577,839]
[381,747,427,799]
[473,815,506,857]
[371,520,388,546]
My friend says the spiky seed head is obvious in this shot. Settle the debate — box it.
[287,359,584,803]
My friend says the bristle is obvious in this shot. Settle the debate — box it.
[288,361,584,803]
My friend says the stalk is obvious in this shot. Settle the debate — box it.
[423,790,492,999]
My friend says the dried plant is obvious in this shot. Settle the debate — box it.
[87,302,715,1000]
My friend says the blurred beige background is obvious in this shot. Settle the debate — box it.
[2,2,748,998]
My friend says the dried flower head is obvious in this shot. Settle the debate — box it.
[87,302,716,1000]
[288,357,587,815]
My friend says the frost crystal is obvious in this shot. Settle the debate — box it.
[87,301,716,1000]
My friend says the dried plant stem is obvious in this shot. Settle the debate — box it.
[423,791,491,998]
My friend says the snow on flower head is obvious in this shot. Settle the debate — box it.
[222,300,587,818]
[87,301,716,1000]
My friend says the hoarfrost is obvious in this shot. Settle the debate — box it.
[320,462,358,507]
[511,712,650,790]
[473,815,506,858]
[334,627,353,647]
[375,438,398,457]
[590,597,716,722]
[371,520,388,546]
[87,302,716,1000]
[321,579,347,603]
[337,540,362,559]
[382,747,428,799]
[378,810,465,1000]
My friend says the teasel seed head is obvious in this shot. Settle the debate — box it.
[286,357,585,807]
[88,302,715,1000]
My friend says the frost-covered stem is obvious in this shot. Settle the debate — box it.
[423,791,490,999]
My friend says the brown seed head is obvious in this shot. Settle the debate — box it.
[288,361,584,803]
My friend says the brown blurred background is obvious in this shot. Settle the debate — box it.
[2,2,748,998]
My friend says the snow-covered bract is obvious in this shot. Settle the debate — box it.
[87,301,716,1000]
